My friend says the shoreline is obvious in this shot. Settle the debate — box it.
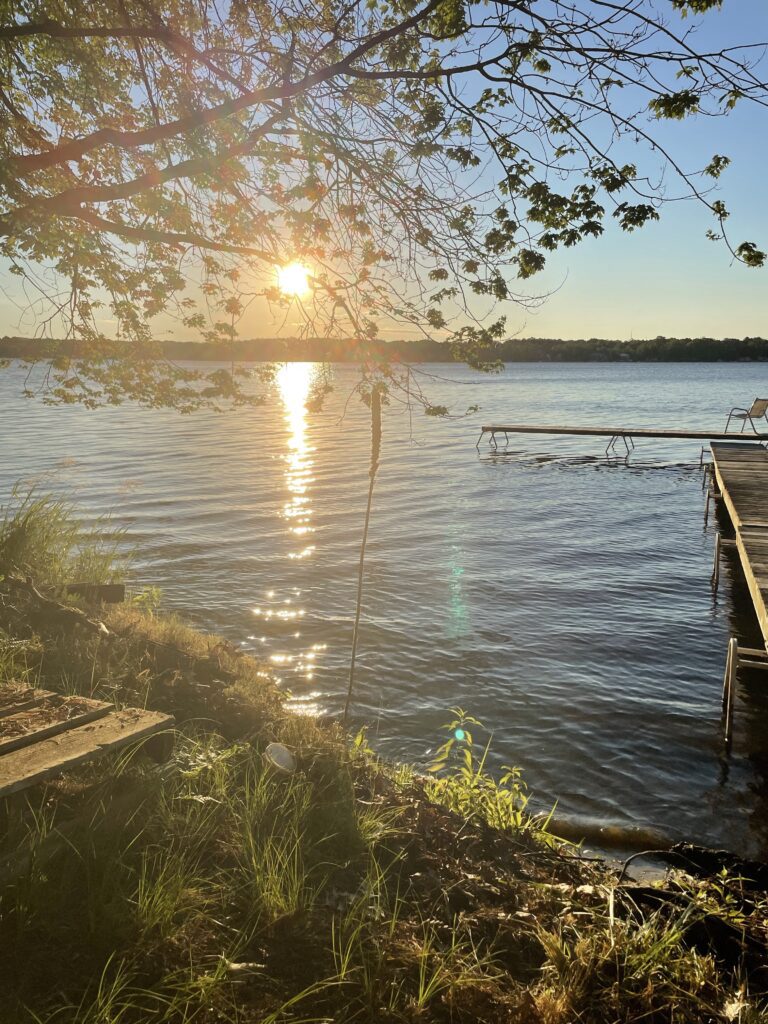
[4,335,768,364]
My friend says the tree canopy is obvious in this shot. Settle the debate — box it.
[0,0,766,408]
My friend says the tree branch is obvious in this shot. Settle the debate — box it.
[0,17,247,92]
[57,207,275,259]
[1,110,284,228]
[9,0,442,174]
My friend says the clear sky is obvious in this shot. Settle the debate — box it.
[492,0,768,340]
[0,1,766,342]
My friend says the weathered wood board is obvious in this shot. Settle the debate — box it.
[0,706,173,797]
[65,582,126,604]
[0,694,112,756]
[0,687,57,720]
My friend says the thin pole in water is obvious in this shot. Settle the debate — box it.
[343,386,382,727]
[722,636,738,746]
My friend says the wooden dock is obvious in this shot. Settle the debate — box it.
[707,441,768,744]
[0,687,172,798]
[711,442,768,647]
[478,423,768,453]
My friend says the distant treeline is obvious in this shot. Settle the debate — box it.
[2,334,768,363]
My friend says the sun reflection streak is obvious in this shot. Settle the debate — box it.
[250,363,326,696]
[277,363,316,555]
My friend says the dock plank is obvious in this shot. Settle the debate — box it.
[0,695,112,756]
[0,708,173,797]
[0,688,57,721]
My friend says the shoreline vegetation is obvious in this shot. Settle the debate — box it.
[3,492,768,1023]
[3,335,768,365]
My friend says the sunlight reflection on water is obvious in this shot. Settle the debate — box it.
[277,362,316,559]
[274,362,321,710]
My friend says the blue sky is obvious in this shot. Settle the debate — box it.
[509,1,768,339]
[0,1,766,342]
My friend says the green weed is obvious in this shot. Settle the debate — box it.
[0,486,125,586]
[426,706,540,835]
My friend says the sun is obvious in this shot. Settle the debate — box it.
[277,262,312,298]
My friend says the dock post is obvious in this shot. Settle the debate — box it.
[704,486,721,526]
[722,636,738,745]
[711,532,721,591]
[722,638,731,709]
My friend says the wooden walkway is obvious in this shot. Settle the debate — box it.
[711,442,768,648]
[0,687,172,798]
[479,424,768,448]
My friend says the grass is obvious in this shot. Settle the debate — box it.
[1,491,768,1023]
[0,486,126,588]
[534,897,725,1022]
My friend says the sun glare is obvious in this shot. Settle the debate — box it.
[277,262,312,297]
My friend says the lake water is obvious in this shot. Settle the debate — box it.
[3,360,768,856]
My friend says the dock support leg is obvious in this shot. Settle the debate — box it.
[722,636,738,746]
[475,429,485,450]
[711,532,721,591]
[704,486,722,526]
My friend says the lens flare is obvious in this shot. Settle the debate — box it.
[277,262,312,297]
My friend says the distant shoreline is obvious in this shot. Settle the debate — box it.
[2,334,768,363]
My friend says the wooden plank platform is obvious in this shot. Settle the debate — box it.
[0,694,112,756]
[0,687,56,720]
[480,424,768,441]
[711,442,768,648]
[0,687,173,797]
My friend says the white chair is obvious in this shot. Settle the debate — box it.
[725,397,768,433]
